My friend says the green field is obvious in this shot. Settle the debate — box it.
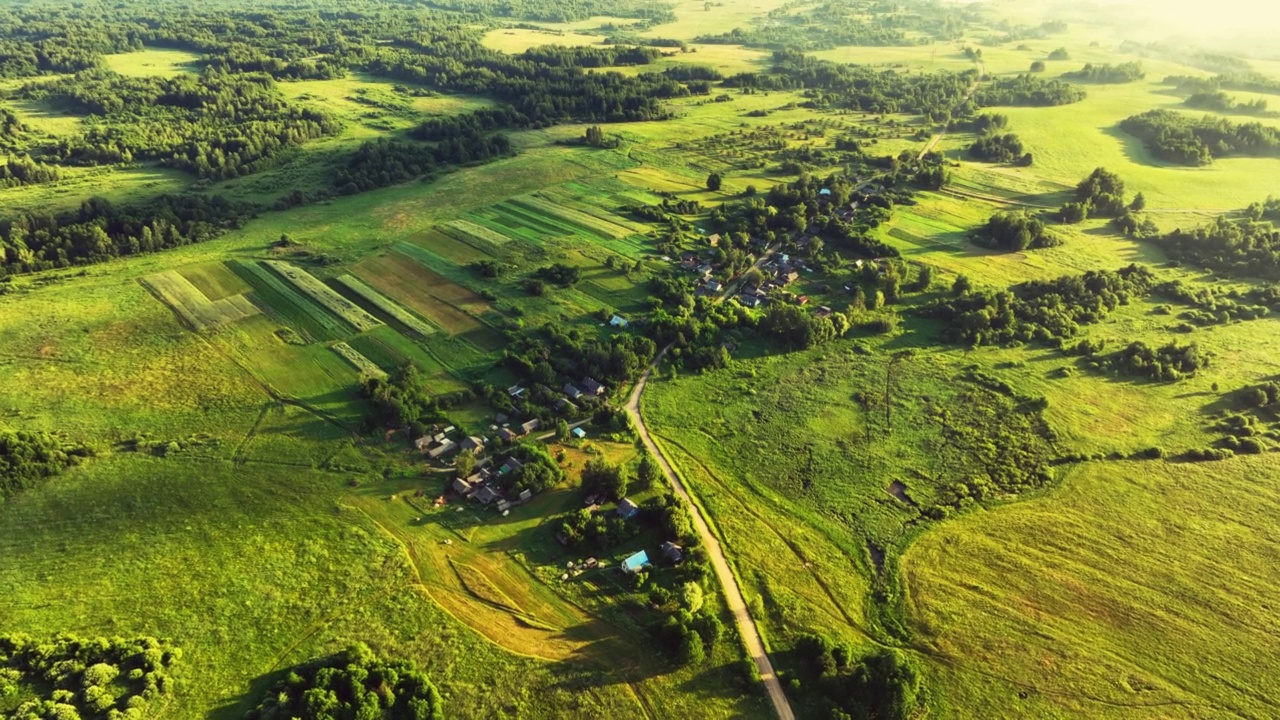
[7,1,1280,718]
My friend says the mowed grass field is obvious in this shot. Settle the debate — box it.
[905,456,1280,719]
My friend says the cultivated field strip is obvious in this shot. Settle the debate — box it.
[140,270,260,332]
[334,274,438,338]
[510,195,633,239]
[439,219,511,254]
[229,260,352,342]
[263,260,383,332]
[330,342,387,379]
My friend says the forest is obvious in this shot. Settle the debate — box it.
[1061,61,1145,83]
[0,634,179,718]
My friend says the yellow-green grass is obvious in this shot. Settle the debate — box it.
[904,455,1280,718]
[351,251,488,336]
[0,450,649,719]
[346,328,468,396]
[230,260,353,343]
[101,47,202,77]
[403,228,491,265]
[179,261,253,301]
[481,28,605,53]
[139,269,260,332]
[0,267,265,444]
[263,260,383,332]
[642,0,793,41]
[8,98,83,135]
[331,341,387,379]
[213,314,363,419]
[0,163,189,215]
[510,194,634,239]
[334,274,439,339]
[610,44,772,78]
[438,219,514,254]
[275,72,493,130]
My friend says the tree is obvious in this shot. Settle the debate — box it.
[636,451,660,489]
[952,274,973,295]
[455,449,476,478]
[1129,192,1146,211]
[706,173,723,191]
[916,265,934,291]
[1030,60,1046,72]
[556,419,572,442]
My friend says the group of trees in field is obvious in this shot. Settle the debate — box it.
[972,74,1086,107]
[789,637,924,720]
[1165,71,1280,97]
[25,69,341,179]
[502,323,656,395]
[1058,167,1139,222]
[0,430,90,500]
[0,193,251,274]
[1184,91,1271,116]
[244,644,442,720]
[0,155,60,188]
[332,134,513,195]
[1071,338,1209,382]
[1061,61,1144,83]
[971,211,1059,251]
[0,634,179,719]
[1119,109,1280,165]
[968,132,1029,164]
[925,264,1157,346]
[1158,213,1280,279]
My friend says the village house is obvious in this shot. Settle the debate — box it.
[459,436,486,455]
[520,418,541,436]
[497,427,516,443]
[609,314,629,329]
[621,550,650,574]
[555,397,576,413]
[452,476,474,496]
[814,306,833,320]
[427,438,458,460]
[704,279,724,294]
[474,485,502,505]
[499,457,524,476]
[706,233,721,247]
[660,541,684,563]
[617,498,640,520]
[563,384,584,400]
[414,436,434,453]
[582,377,605,396]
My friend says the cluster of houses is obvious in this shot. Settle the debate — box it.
[452,455,531,513]
[621,542,684,575]
[415,426,489,461]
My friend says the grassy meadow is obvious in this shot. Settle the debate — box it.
[6,1,1280,718]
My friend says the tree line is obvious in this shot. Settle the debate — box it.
[1061,61,1144,83]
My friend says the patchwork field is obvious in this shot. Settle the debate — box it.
[140,270,260,332]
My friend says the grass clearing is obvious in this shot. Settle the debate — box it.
[179,262,253,301]
[139,270,260,332]
[101,47,202,77]
[481,28,605,53]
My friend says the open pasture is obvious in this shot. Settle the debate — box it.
[179,261,254,301]
[481,28,605,54]
[334,274,439,339]
[139,270,260,332]
[905,455,1280,719]
[263,260,383,332]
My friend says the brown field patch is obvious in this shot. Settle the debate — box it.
[353,252,488,335]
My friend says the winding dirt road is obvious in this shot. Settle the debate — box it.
[626,359,797,720]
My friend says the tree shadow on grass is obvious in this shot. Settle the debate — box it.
[205,667,283,720]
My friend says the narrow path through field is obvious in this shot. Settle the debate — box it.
[626,359,796,720]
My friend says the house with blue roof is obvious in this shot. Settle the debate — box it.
[622,550,650,574]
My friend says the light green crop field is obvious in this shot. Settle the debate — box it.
[101,47,202,77]
[481,28,605,53]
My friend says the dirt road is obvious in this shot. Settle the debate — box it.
[625,360,797,720]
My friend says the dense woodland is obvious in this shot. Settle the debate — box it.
[693,0,970,51]
[243,644,443,720]
[1120,109,1280,165]
[1160,214,1280,279]
[1184,91,1271,116]
[0,634,179,719]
